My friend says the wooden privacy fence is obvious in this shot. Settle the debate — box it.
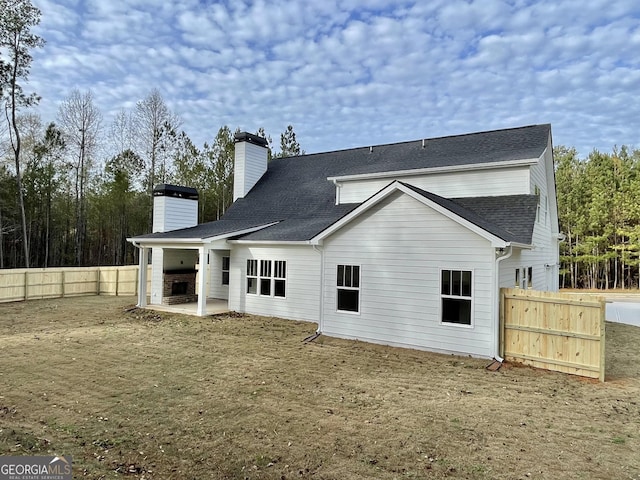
[500,288,605,381]
[0,266,151,303]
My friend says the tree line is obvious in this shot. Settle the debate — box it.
[555,145,640,290]
[0,0,303,269]
[0,89,303,268]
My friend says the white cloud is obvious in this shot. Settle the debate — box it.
[19,0,640,158]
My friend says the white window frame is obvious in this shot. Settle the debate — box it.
[273,260,286,298]
[440,268,473,328]
[516,266,533,289]
[221,256,230,286]
[535,186,547,224]
[336,264,360,314]
[246,258,286,298]
[246,259,258,294]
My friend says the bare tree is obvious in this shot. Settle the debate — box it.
[108,108,135,156]
[57,89,101,265]
[107,108,142,188]
[134,88,180,228]
[0,0,44,267]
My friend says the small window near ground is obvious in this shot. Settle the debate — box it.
[222,256,230,286]
[441,269,472,325]
[337,264,360,313]
[527,266,533,289]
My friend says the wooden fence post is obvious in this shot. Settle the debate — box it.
[24,271,28,301]
[599,297,606,382]
[115,268,120,297]
[96,268,101,295]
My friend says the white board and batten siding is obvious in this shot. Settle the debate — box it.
[321,191,496,358]
[152,196,198,233]
[228,245,321,322]
[338,167,530,204]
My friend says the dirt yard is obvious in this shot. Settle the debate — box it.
[0,296,638,480]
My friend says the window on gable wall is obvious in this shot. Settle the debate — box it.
[441,269,472,325]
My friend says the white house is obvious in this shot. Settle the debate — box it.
[128,125,560,360]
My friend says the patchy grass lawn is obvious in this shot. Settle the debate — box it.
[0,296,639,480]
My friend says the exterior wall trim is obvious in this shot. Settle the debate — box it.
[327,157,540,183]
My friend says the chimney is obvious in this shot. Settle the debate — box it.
[233,132,269,201]
[152,184,199,233]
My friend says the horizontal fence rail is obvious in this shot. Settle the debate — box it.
[0,266,151,303]
[500,288,605,381]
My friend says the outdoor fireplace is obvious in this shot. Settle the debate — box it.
[162,269,197,305]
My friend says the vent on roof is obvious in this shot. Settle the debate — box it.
[369,146,373,153]
[422,139,426,149]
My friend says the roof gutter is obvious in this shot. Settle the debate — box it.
[126,222,280,246]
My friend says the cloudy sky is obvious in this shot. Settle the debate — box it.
[27,0,640,157]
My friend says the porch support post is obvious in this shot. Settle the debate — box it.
[137,247,148,307]
[197,246,208,316]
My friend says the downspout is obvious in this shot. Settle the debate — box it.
[494,245,513,362]
[332,179,341,205]
[313,244,324,333]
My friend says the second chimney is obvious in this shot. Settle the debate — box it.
[233,132,269,202]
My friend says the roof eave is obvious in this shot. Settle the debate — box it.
[227,240,312,245]
[507,241,534,249]
[127,222,280,247]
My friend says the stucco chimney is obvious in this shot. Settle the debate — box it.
[233,132,269,201]
[152,184,199,233]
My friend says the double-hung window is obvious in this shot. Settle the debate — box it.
[441,269,472,325]
[515,266,533,289]
[273,261,286,297]
[221,256,230,286]
[260,260,272,295]
[246,259,286,297]
[337,265,360,313]
[247,259,258,294]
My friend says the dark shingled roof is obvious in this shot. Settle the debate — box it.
[131,124,549,243]
[402,183,537,244]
